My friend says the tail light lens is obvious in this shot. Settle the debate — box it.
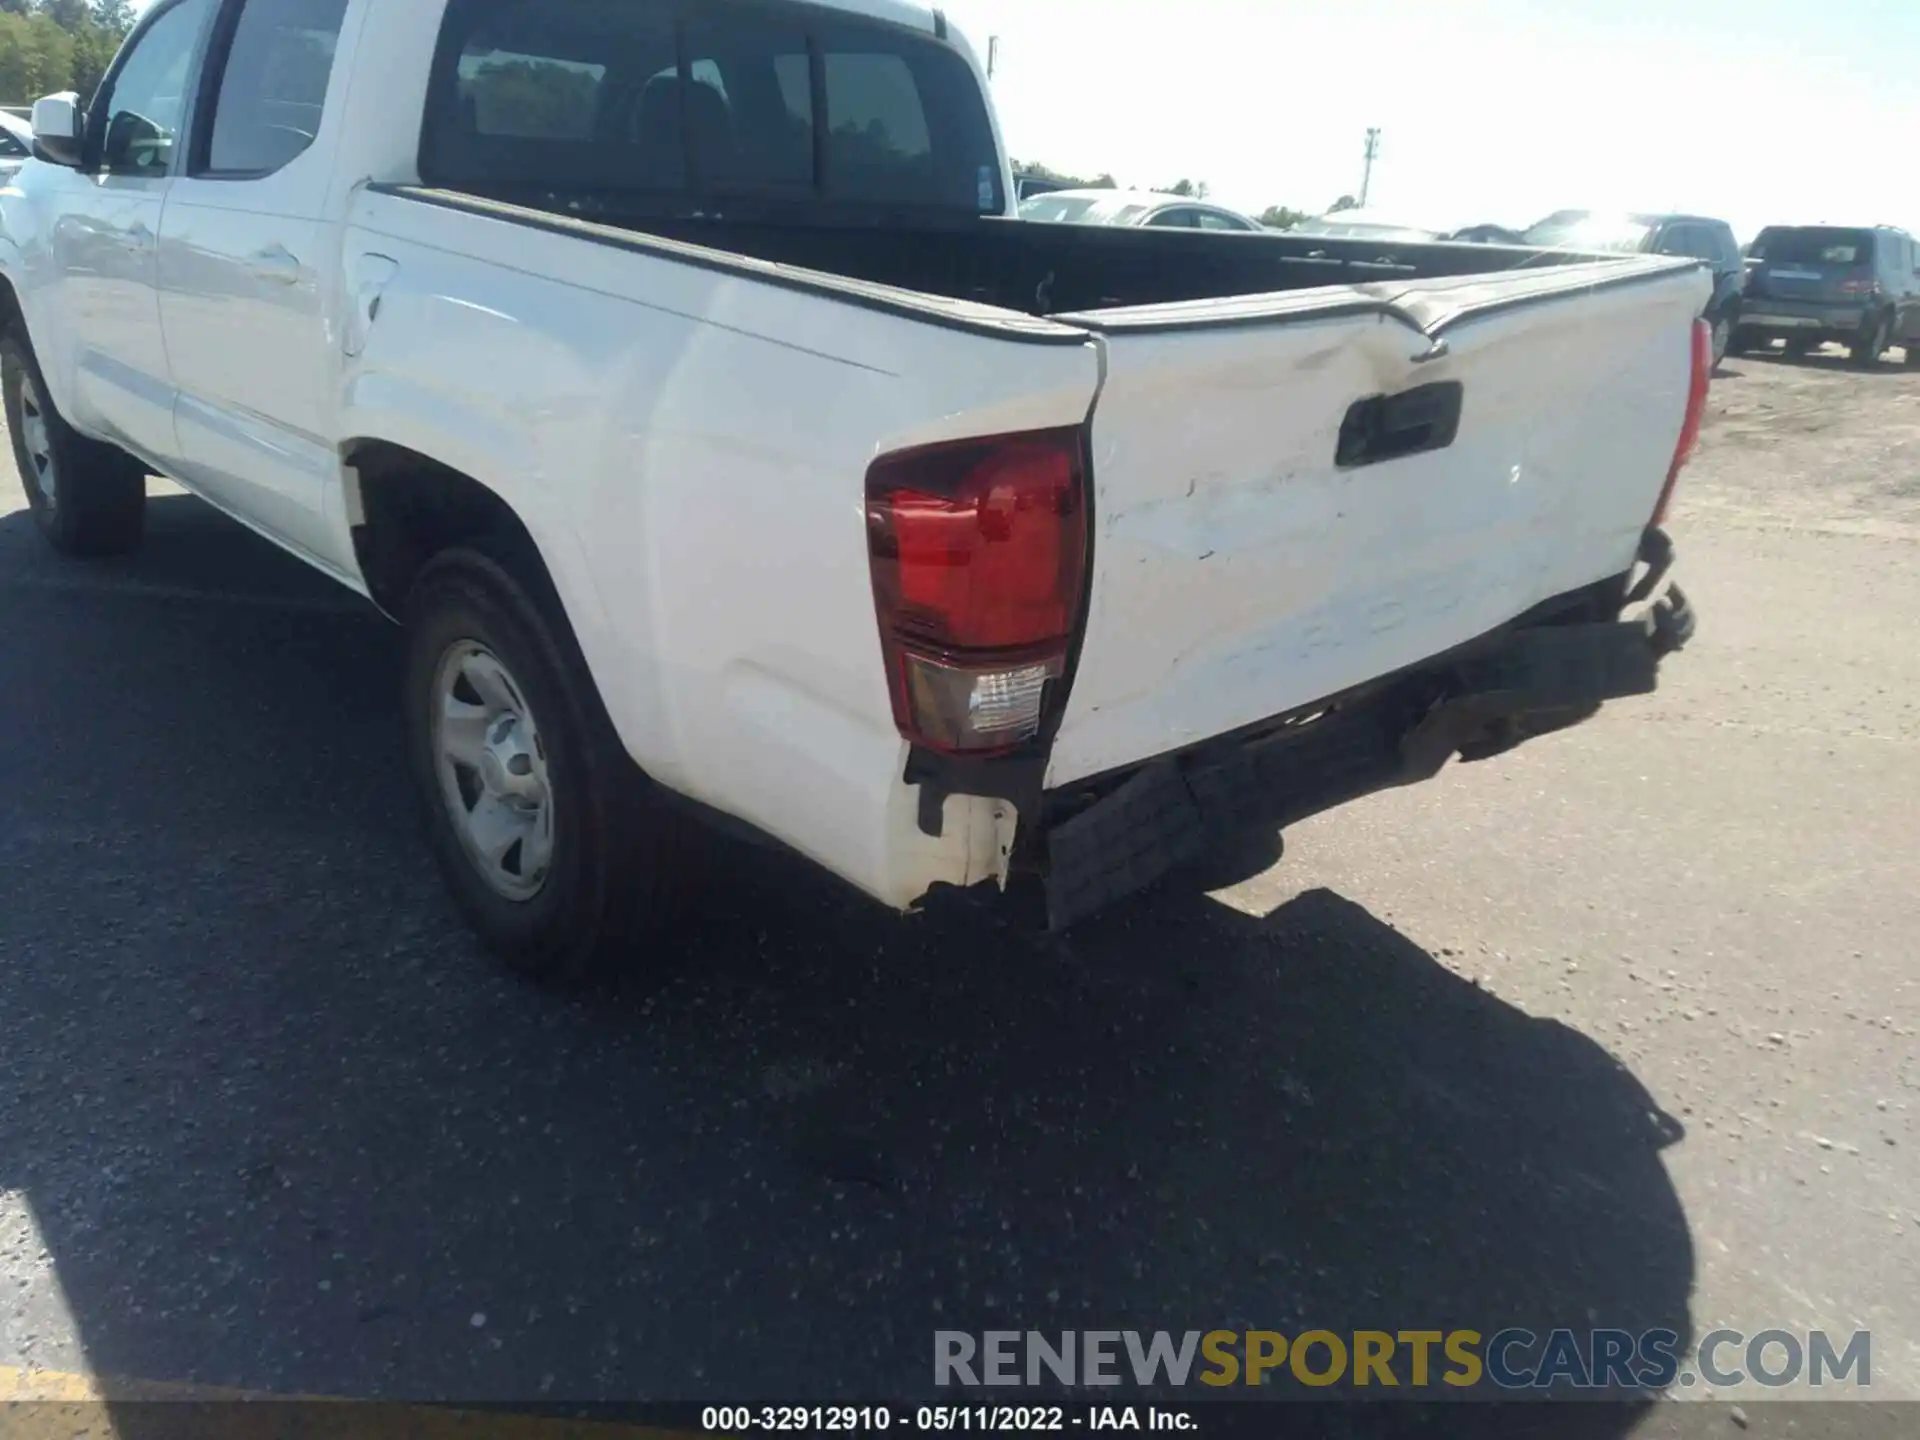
[1651,317,1712,528]
[1838,275,1878,295]
[866,428,1089,755]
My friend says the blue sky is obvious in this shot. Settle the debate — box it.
[948,0,1920,240]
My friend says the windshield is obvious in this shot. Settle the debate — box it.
[1019,195,1103,224]
[1748,227,1875,267]
[1522,212,1656,253]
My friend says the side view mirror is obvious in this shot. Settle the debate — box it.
[102,109,165,172]
[30,92,84,169]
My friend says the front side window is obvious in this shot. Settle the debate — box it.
[94,0,215,177]
[202,0,349,176]
[1195,210,1250,232]
[422,0,1004,214]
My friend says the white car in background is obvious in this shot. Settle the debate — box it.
[1018,187,1264,232]
[1289,208,1527,246]
[0,112,33,180]
[1290,208,1446,242]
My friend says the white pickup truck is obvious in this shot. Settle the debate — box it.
[1,0,1706,980]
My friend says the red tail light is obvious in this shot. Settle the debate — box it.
[866,427,1089,755]
[1838,277,1878,295]
[1651,317,1712,528]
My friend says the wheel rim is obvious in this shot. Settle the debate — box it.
[16,369,57,511]
[431,641,555,902]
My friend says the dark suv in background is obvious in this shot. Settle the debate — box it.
[1734,225,1920,368]
[1522,211,1747,364]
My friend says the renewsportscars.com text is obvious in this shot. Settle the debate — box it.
[934,1328,1871,1392]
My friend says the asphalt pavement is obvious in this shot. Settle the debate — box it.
[0,353,1914,1431]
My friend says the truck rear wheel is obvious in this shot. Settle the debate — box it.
[401,546,688,983]
[2,331,146,556]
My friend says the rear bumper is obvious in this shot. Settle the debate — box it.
[1739,300,1869,333]
[1039,529,1694,929]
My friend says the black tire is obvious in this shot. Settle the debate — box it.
[1784,338,1816,359]
[402,545,689,983]
[1850,312,1892,370]
[1709,314,1732,368]
[1904,345,1920,370]
[1,329,146,556]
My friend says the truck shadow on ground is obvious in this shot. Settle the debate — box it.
[0,496,1692,1425]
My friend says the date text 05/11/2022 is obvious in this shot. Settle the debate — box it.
[700,1405,1193,1432]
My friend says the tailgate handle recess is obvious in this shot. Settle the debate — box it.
[1335,380,1464,469]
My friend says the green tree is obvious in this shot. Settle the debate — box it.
[0,11,78,103]
[463,59,602,140]
[39,0,91,30]
[0,0,133,103]
[69,15,119,98]
[1258,205,1311,230]
[1328,194,1359,213]
[1160,178,1209,199]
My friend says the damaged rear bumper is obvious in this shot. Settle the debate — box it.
[1039,528,1695,930]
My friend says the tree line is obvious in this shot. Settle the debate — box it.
[0,0,136,108]
[1013,158,1361,229]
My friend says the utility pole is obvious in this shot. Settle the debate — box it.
[1360,127,1381,208]
[987,36,999,79]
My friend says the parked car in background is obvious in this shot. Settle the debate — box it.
[1447,223,1528,245]
[0,112,32,180]
[1522,211,1746,365]
[1290,210,1525,246]
[1012,173,1075,203]
[1290,208,1445,242]
[1018,188,1264,232]
[1735,225,1920,368]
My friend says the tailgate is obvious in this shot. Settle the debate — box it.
[1045,257,1707,787]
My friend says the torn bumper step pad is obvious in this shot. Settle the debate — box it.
[1041,535,1695,930]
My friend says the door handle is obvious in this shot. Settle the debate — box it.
[1335,380,1466,469]
[249,245,303,285]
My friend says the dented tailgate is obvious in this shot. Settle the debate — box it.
[1045,256,1709,788]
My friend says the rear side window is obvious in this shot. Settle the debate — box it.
[200,0,349,176]
[422,0,1004,214]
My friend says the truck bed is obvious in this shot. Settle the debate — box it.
[408,187,1575,319]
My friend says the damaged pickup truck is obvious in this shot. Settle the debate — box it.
[0,0,1703,977]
